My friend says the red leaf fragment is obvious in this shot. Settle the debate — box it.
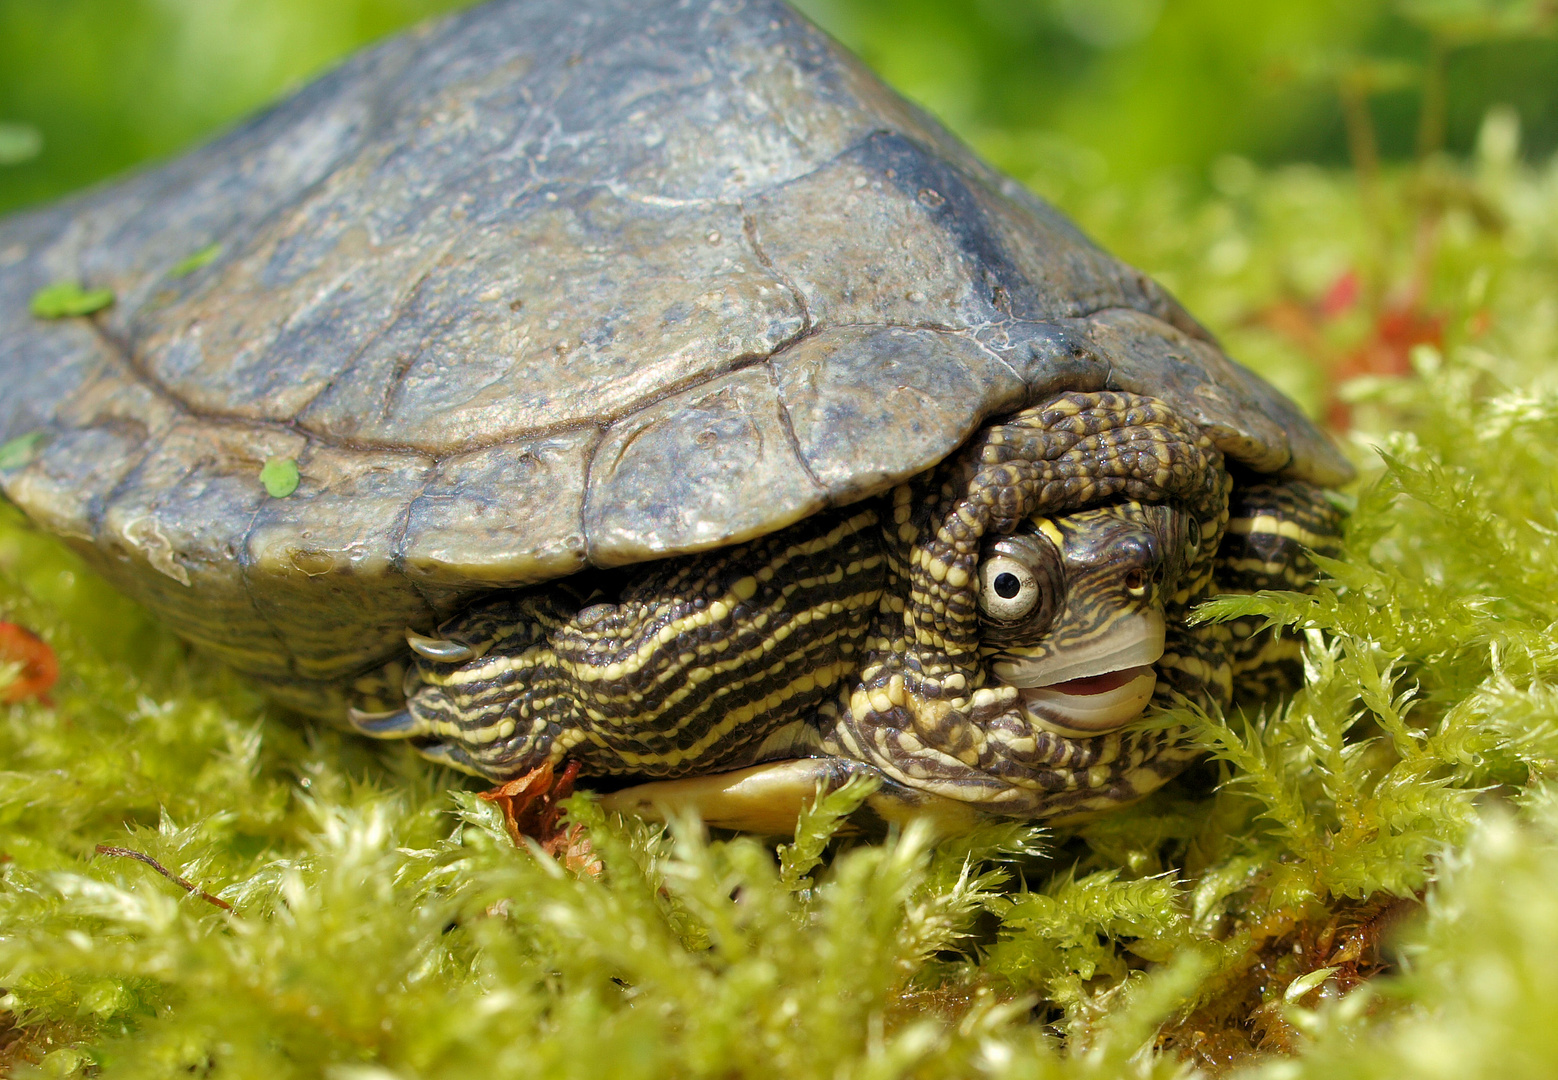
[1328,303,1445,385]
[480,761,601,876]
[1326,303,1445,429]
[1319,269,1360,319]
[1253,283,1447,433]
[0,622,58,703]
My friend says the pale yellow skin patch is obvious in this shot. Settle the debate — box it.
[600,758,984,836]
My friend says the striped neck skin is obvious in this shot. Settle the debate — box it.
[824,390,1234,819]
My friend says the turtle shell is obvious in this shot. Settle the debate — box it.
[0,0,1351,716]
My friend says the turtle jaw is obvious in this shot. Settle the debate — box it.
[1017,667,1158,737]
[995,611,1166,737]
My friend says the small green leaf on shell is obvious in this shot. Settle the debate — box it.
[0,430,44,470]
[170,243,223,278]
[260,457,300,498]
[30,281,115,319]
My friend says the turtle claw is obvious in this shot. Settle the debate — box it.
[346,706,427,738]
[405,629,478,662]
[413,739,486,775]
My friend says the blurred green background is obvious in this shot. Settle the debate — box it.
[1,0,1555,217]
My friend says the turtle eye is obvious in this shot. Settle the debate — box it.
[1185,515,1202,553]
[979,555,1040,622]
[977,531,1063,632]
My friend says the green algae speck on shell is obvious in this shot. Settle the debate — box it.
[170,243,223,278]
[29,280,115,318]
[0,430,44,470]
[260,457,300,498]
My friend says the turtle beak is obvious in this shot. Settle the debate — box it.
[992,611,1165,737]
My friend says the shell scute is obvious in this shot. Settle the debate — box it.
[1083,308,1352,486]
[285,189,807,452]
[399,429,596,588]
[246,443,436,682]
[747,133,1002,331]
[96,420,306,677]
[772,326,1022,506]
[584,366,826,567]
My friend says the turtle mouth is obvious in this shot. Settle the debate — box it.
[994,612,1165,737]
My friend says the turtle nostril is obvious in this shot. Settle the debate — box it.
[994,571,1022,599]
[1124,569,1148,593]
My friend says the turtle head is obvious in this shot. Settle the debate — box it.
[821,391,1233,819]
[977,503,1202,737]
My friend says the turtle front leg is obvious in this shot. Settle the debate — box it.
[352,507,886,782]
[1201,480,1345,702]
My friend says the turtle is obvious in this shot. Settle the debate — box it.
[0,0,1352,832]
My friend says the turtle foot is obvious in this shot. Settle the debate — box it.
[480,761,600,876]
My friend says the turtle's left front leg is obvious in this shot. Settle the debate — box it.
[352,506,888,782]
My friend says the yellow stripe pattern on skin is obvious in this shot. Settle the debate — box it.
[403,509,886,778]
[1210,480,1343,697]
[375,392,1342,820]
[816,392,1241,817]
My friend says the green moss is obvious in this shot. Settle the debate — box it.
[6,127,1558,1078]
[0,123,42,168]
